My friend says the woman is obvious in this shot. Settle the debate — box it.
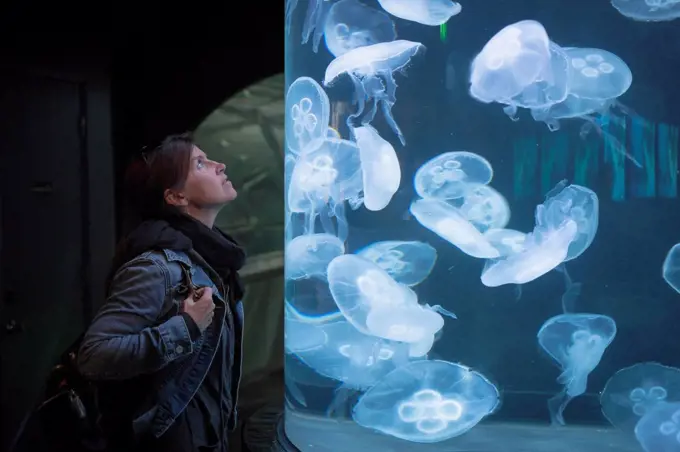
[77,133,246,452]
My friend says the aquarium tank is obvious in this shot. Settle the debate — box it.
[282,0,680,450]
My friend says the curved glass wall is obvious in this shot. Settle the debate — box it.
[194,74,285,381]
[284,1,680,451]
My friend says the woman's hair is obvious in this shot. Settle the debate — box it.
[121,132,195,231]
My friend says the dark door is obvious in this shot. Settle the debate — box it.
[0,72,85,451]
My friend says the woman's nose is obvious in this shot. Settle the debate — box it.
[216,162,226,173]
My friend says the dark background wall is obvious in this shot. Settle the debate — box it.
[0,3,283,450]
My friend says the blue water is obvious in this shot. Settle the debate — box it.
[284,0,680,450]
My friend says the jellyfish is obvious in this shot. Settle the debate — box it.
[601,362,680,433]
[469,20,553,106]
[413,151,494,200]
[327,254,418,333]
[499,41,573,121]
[375,0,462,26]
[323,40,426,146]
[287,137,363,239]
[366,302,455,358]
[327,254,454,356]
[483,228,527,257]
[294,320,411,391]
[353,360,500,443]
[635,401,680,452]
[285,233,345,280]
[611,0,680,22]
[356,240,437,286]
[662,243,680,294]
[456,183,511,233]
[537,313,617,425]
[285,317,328,354]
[535,181,599,262]
[481,219,577,287]
[563,47,633,101]
[324,0,397,58]
[353,125,401,211]
[285,76,331,155]
[410,198,501,259]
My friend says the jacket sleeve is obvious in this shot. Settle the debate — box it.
[77,258,195,380]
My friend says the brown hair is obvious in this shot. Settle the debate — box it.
[121,132,195,230]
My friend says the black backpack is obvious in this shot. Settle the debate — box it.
[37,334,108,452]
[11,265,198,452]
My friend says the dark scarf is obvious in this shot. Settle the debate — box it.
[107,213,246,301]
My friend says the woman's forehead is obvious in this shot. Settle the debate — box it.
[191,146,207,159]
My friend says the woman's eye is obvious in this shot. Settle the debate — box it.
[197,159,205,169]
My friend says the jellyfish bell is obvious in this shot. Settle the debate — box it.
[563,47,633,101]
[353,125,401,211]
[601,362,680,433]
[285,233,345,280]
[323,40,426,146]
[537,313,617,425]
[469,20,552,105]
[352,360,500,443]
[414,151,494,201]
[356,240,438,286]
[376,0,462,26]
[635,401,680,452]
[410,198,501,259]
[323,0,396,58]
[457,183,511,233]
[285,76,331,156]
[327,254,419,334]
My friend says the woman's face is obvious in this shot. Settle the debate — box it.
[179,146,237,208]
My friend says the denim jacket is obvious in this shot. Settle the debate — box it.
[77,248,244,441]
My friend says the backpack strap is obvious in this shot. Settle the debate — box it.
[176,263,199,299]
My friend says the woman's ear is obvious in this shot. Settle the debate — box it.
[164,188,188,207]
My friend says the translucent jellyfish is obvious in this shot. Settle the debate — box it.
[469,20,552,105]
[353,360,500,443]
[635,401,680,452]
[662,243,680,293]
[285,76,331,155]
[563,47,633,101]
[353,125,401,211]
[611,0,680,22]
[537,313,617,425]
[324,0,397,58]
[365,302,455,358]
[414,151,493,200]
[356,240,437,286]
[285,233,345,280]
[483,228,527,257]
[500,41,573,120]
[327,254,418,334]
[323,40,426,146]
[535,181,599,262]
[457,183,511,233]
[285,317,328,353]
[287,137,363,239]
[410,198,501,259]
[295,320,411,390]
[327,254,454,356]
[601,362,680,433]
[481,219,577,287]
[375,0,462,26]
